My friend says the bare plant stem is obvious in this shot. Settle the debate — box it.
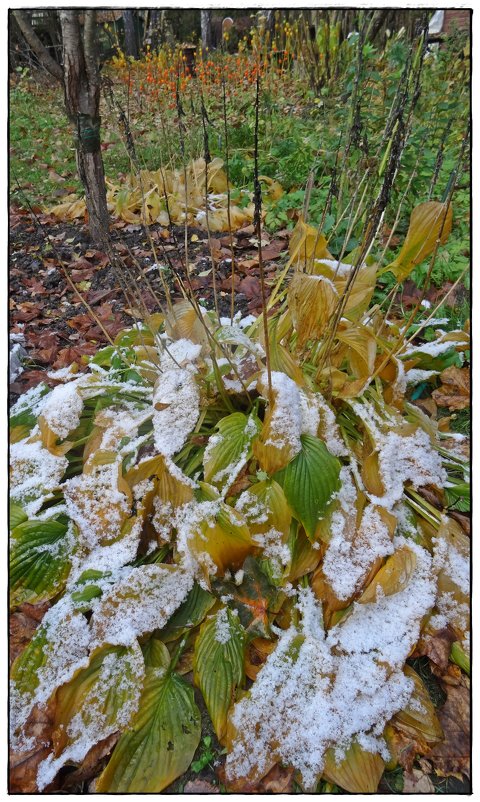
[253,69,273,402]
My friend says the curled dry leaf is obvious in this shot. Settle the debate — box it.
[256,762,295,793]
[432,366,470,410]
[414,627,457,674]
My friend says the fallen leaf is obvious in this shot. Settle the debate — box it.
[432,367,470,410]
[9,700,56,793]
[183,779,220,794]
[256,763,295,793]
[403,768,434,793]
[61,734,119,790]
[415,628,456,673]
[10,610,44,665]
[239,275,261,301]
[429,683,470,779]
[449,511,470,535]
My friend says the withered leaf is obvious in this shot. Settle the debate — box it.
[429,683,470,779]
[415,628,456,673]
[403,768,435,793]
[432,366,470,411]
[9,700,56,793]
[61,734,120,790]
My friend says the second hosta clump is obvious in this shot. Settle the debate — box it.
[9,203,469,793]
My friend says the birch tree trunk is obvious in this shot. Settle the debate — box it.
[59,10,109,244]
[200,10,212,53]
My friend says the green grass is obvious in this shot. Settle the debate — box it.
[10,80,80,204]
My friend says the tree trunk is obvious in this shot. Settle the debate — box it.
[123,10,139,59]
[59,10,109,245]
[200,10,212,53]
[143,10,160,51]
[12,10,63,80]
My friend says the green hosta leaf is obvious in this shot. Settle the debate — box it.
[96,668,201,792]
[10,519,74,608]
[142,637,171,670]
[203,412,261,490]
[37,643,145,791]
[194,607,246,742]
[274,434,341,539]
[90,345,116,367]
[161,583,215,642]
[445,482,470,513]
[401,346,462,373]
[9,502,27,531]
[10,383,50,431]
[450,641,470,675]
[11,620,49,697]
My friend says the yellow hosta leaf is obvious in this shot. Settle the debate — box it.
[37,415,74,456]
[184,484,255,579]
[165,300,210,347]
[394,665,443,744]
[312,259,376,321]
[259,175,284,200]
[48,196,86,220]
[247,479,291,540]
[288,217,333,269]
[253,374,303,475]
[288,527,323,581]
[323,741,384,793]
[386,201,453,282]
[288,272,339,347]
[63,461,131,547]
[336,322,377,378]
[50,159,256,231]
[361,450,386,496]
[10,424,31,443]
[358,545,417,603]
[245,637,277,681]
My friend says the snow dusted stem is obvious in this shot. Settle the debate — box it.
[254,70,273,403]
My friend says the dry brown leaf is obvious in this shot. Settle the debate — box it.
[61,734,119,790]
[432,366,470,410]
[10,601,51,665]
[429,683,470,779]
[9,700,56,793]
[184,779,220,793]
[415,628,456,673]
[383,726,421,773]
[414,397,438,417]
[257,763,295,793]
[449,510,470,535]
[403,768,435,793]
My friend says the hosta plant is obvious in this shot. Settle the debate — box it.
[9,203,469,793]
